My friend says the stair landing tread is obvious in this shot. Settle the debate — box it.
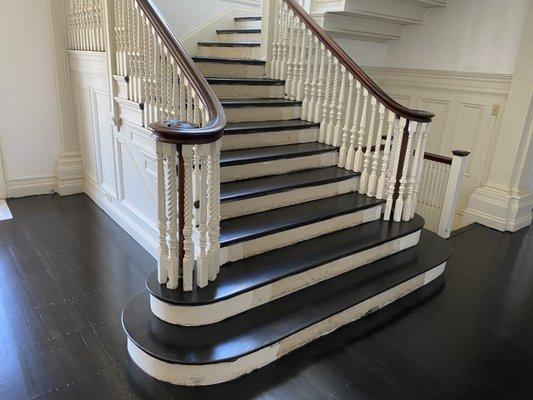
[129,229,450,365]
[221,98,302,107]
[198,41,261,47]
[206,77,284,85]
[220,142,336,166]
[220,166,358,202]
[219,192,385,247]
[192,56,266,65]
[147,214,424,306]
[217,29,262,34]
[224,119,319,134]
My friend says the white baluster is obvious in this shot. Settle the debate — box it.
[314,43,326,123]
[359,96,377,192]
[394,121,417,222]
[333,66,347,147]
[339,74,354,168]
[354,88,369,172]
[308,37,320,121]
[181,145,195,292]
[384,116,405,221]
[325,59,340,145]
[156,141,169,284]
[368,103,385,197]
[376,111,396,199]
[293,21,306,99]
[301,31,314,119]
[207,140,221,281]
[319,51,333,143]
[403,122,425,221]
[345,80,361,170]
[164,143,179,290]
[196,144,210,288]
[270,0,282,78]
[411,123,430,218]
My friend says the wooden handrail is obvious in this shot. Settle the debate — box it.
[136,0,226,144]
[424,152,452,165]
[283,0,434,123]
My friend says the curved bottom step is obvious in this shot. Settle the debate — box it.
[123,231,451,386]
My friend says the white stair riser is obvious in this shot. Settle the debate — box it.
[196,62,266,79]
[221,151,338,182]
[221,128,319,151]
[217,32,262,42]
[234,19,262,29]
[198,45,262,59]
[221,176,359,219]
[136,261,444,385]
[150,229,421,327]
[220,205,382,265]
[211,84,285,99]
[225,105,302,123]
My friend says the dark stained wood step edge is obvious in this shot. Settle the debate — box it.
[146,215,425,306]
[198,41,261,47]
[220,143,336,167]
[221,98,302,108]
[192,56,266,65]
[217,29,262,34]
[219,192,385,247]
[224,119,319,134]
[234,16,262,21]
[207,77,284,86]
[220,166,358,203]
[128,230,450,365]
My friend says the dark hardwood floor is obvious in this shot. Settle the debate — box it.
[0,194,532,400]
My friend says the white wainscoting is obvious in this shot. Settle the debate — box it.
[68,50,158,256]
[367,67,512,220]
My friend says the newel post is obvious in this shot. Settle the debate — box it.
[438,150,470,238]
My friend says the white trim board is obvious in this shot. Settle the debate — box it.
[0,200,12,221]
[129,262,446,386]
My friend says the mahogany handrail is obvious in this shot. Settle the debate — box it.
[135,0,226,144]
[283,0,434,123]
[424,152,452,165]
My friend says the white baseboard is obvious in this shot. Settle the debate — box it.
[56,152,84,196]
[6,176,57,198]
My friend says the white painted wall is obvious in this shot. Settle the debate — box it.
[385,0,528,74]
[0,0,61,190]
[335,38,386,68]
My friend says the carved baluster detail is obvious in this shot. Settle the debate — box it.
[301,31,314,119]
[333,66,347,147]
[411,123,430,219]
[394,120,416,222]
[314,43,326,123]
[207,140,221,281]
[293,20,306,99]
[376,111,396,199]
[339,74,354,168]
[196,143,210,288]
[164,143,179,289]
[156,141,168,284]
[383,116,405,221]
[181,145,195,291]
[319,51,333,143]
[346,80,361,170]
[325,59,340,145]
[308,37,320,121]
[270,0,282,78]
[403,122,426,220]
[354,88,369,172]
[368,103,385,197]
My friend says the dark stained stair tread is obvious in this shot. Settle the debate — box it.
[221,98,302,107]
[219,192,385,247]
[192,56,266,65]
[234,16,262,21]
[224,119,319,134]
[207,77,284,86]
[220,166,358,202]
[128,230,451,365]
[217,29,261,34]
[198,41,261,47]
[220,142,336,166]
[146,214,425,306]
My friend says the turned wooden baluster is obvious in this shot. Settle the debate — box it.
[180,145,195,291]
[314,43,326,123]
[196,143,210,288]
[333,67,347,147]
[402,122,425,221]
[376,111,396,199]
[393,120,416,222]
[345,80,361,170]
[270,0,282,78]
[207,141,222,281]
[325,59,340,145]
[293,21,306,99]
[164,143,179,289]
[285,11,297,99]
[301,31,314,119]
[367,104,386,197]
[308,37,321,121]
[354,88,369,172]
[411,124,430,219]
[339,74,354,168]
[319,51,333,143]
[156,141,168,284]
[359,96,377,193]
[384,117,405,220]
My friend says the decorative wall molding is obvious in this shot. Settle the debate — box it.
[56,152,85,196]
[6,176,58,198]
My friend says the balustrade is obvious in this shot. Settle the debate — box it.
[68,0,106,51]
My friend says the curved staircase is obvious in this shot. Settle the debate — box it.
[117,6,452,386]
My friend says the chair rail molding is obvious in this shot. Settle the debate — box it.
[48,0,84,196]
[463,2,533,232]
